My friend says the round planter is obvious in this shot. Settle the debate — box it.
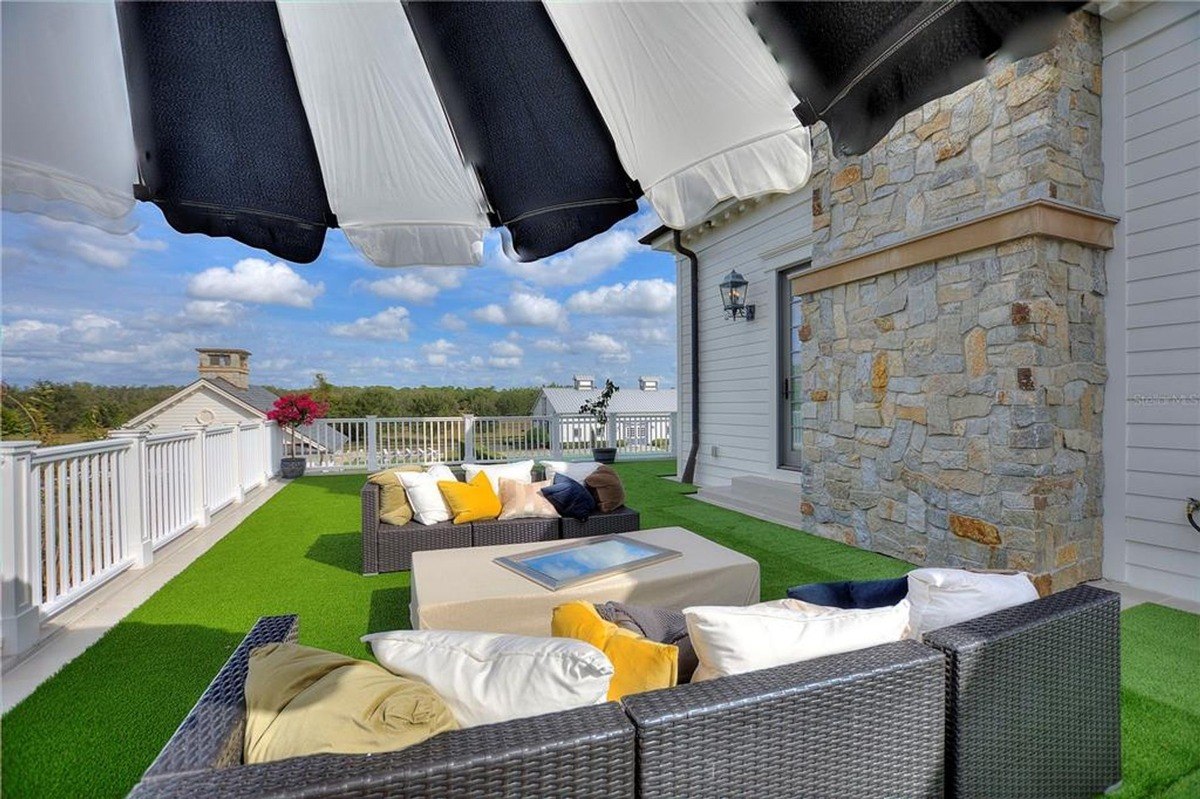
[592,447,617,464]
[279,457,307,479]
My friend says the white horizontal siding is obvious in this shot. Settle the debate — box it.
[140,387,261,431]
[674,190,813,487]
[1102,1,1200,602]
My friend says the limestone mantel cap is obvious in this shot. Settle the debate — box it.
[792,198,1118,297]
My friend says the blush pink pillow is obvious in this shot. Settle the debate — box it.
[497,478,560,520]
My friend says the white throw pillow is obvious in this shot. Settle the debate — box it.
[684,598,911,682]
[540,460,602,482]
[363,629,613,728]
[906,568,1039,637]
[398,465,456,525]
[462,460,534,495]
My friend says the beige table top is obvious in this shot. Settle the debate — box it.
[411,526,761,637]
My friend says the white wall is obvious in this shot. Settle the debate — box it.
[672,189,813,487]
[1101,2,1200,600]
[137,386,260,431]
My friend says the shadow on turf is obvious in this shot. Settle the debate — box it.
[369,587,411,634]
[305,532,362,573]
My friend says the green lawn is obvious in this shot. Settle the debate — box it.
[2,461,1197,797]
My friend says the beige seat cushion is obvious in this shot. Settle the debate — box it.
[368,467,424,525]
[244,642,458,764]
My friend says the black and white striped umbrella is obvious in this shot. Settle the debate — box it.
[1,1,1081,269]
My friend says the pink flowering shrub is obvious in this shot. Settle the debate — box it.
[268,394,328,457]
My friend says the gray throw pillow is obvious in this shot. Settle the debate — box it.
[594,601,699,683]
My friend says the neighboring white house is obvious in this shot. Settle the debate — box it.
[532,375,677,447]
[124,349,282,431]
[123,348,342,455]
[644,3,1199,601]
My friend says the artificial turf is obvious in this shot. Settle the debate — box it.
[2,460,1196,797]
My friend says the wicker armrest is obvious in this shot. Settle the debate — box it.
[922,584,1121,799]
[130,703,635,799]
[621,639,945,798]
[361,481,382,574]
[141,615,300,781]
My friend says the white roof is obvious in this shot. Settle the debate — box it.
[537,386,677,416]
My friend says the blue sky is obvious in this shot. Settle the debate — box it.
[1,203,676,389]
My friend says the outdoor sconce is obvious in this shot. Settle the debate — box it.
[719,268,755,321]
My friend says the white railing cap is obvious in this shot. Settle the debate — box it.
[0,440,41,454]
[31,437,132,463]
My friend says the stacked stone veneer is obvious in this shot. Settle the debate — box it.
[794,13,1108,591]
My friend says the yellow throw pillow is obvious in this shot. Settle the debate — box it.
[368,467,423,526]
[552,601,678,700]
[244,642,457,764]
[438,471,501,524]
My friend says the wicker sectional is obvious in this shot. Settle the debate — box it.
[361,481,640,574]
[128,585,1120,799]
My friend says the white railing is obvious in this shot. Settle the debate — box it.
[291,412,677,472]
[0,420,281,656]
[145,431,196,550]
[28,439,131,616]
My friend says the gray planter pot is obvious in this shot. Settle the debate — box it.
[279,457,307,479]
[592,447,617,464]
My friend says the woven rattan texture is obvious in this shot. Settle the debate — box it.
[130,618,636,798]
[924,585,1121,799]
[142,615,299,780]
[471,518,560,547]
[622,639,945,798]
[561,507,640,539]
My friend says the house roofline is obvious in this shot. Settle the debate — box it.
[122,378,268,429]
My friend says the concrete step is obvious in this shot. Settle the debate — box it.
[725,475,803,505]
[692,481,808,531]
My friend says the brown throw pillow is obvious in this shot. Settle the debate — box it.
[584,465,626,513]
[595,601,699,683]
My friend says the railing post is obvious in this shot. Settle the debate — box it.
[366,416,379,473]
[183,425,210,528]
[108,429,153,569]
[606,414,618,449]
[1,441,42,654]
[462,414,476,463]
[231,424,245,504]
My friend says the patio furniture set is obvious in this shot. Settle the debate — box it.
[361,470,640,573]
[127,462,1121,798]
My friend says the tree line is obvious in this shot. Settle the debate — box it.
[1,377,543,444]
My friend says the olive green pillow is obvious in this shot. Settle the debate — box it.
[244,642,458,764]
[368,467,424,526]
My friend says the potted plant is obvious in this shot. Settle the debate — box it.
[267,393,328,479]
[579,379,619,464]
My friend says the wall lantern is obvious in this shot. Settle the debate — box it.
[719,268,755,321]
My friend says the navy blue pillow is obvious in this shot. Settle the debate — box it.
[787,577,908,609]
[540,474,597,520]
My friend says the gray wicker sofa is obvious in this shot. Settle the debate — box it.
[361,480,640,574]
[128,584,1121,798]
[127,615,945,798]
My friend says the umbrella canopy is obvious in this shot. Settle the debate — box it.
[1,0,1082,269]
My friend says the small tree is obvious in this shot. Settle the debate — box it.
[267,393,328,458]
[579,379,619,446]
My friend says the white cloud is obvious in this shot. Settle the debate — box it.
[188,258,324,308]
[487,340,524,369]
[421,338,458,367]
[566,278,676,317]
[533,339,569,353]
[183,300,242,326]
[577,332,631,363]
[361,267,470,304]
[472,290,566,329]
[439,312,468,331]
[330,306,412,341]
[492,229,640,287]
[30,217,167,270]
